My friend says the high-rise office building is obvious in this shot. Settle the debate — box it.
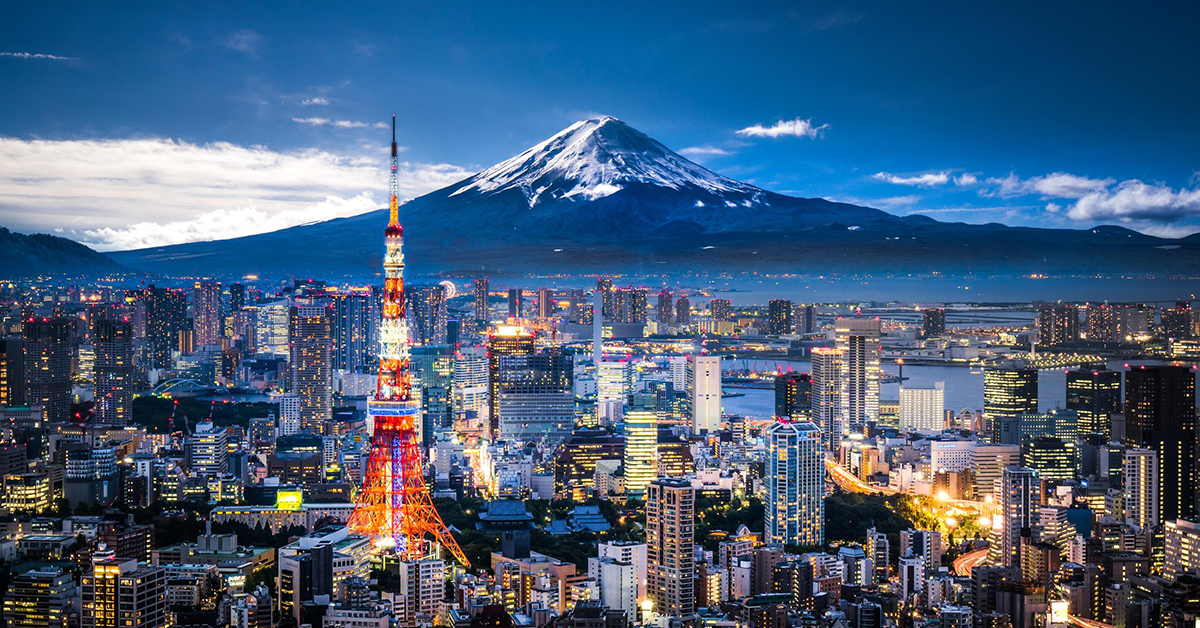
[495,350,574,441]
[1,337,26,407]
[536,287,554,319]
[188,420,229,477]
[623,287,648,324]
[395,557,446,627]
[487,329,535,439]
[331,292,374,371]
[192,281,222,346]
[794,304,816,334]
[474,278,490,322]
[407,284,447,346]
[675,297,691,326]
[228,282,245,312]
[764,420,824,546]
[1000,466,1038,567]
[23,318,73,424]
[1160,303,1195,340]
[984,365,1038,441]
[81,554,166,628]
[774,372,812,419]
[710,298,732,323]
[1085,302,1115,341]
[597,278,615,319]
[647,478,695,620]
[972,444,1020,502]
[1037,303,1080,346]
[1066,367,1121,439]
[596,358,633,424]
[922,308,946,338]
[657,289,674,326]
[1020,436,1075,481]
[412,345,455,446]
[507,288,523,320]
[1123,448,1159,532]
[453,346,488,420]
[899,383,945,434]
[255,299,291,356]
[624,393,658,500]
[1125,365,1197,521]
[93,319,134,424]
[686,354,721,435]
[289,305,332,433]
[835,317,881,434]
[140,285,188,368]
[767,300,793,335]
[811,347,845,451]
[866,527,890,585]
[5,567,77,628]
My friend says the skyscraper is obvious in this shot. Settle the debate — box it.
[1037,303,1080,346]
[774,372,812,419]
[1085,302,1115,341]
[624,287,648,323]
[487,328,535,439]
[794,304,816,334]
[647,478,695,620]
[835,317,881,434]
[623,393,658,500]
[767,299,793,335]
[657,289,674,326]
[495,350,574,441]
[408,285,448,346]
[598,278,615,319]
[93,319,134,425]
[1066,367,1121,439]
[811,347,845,451]
[289,305,332,434]
[474,278,490,322]
[1124,364,1197,521]
[228,282,245,312]
[1123,448,1159,532]
[686,354,721,435]
[412,345,455,447]
[507,288,523,320]
[537,287,554,319]
[140,285,188,368]
[899,383,945,434]
[922,308,946,338]
[764,420,824,546]
[984,365,1038,441]
[1,336,27,407]
[452,346,488,420]
[711,298,732,323]
[188,420,229,477]
[1000,466,1038,567]
[192,280,222,346]
[596,358,633,424]
[23,318,73,424]
[675,296,691,326]
[331,292,374,372]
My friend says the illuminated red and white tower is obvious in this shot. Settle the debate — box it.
[348,116,469,566]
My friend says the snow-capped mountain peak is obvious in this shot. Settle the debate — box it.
[450,116,756,204]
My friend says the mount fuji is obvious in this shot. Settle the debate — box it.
[110,116,1200,277]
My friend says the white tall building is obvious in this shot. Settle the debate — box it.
[811,347,845,451]
[930,440,974,473]
[255,300,290,356]
[1000,466,1038,566]
[596,358,633,424]
[972,444,1020,502]
[188,420,228,477]
[764,420,825,546]
[1123,448,1159,532]
[272,393,302,436]
[623,396,658,500]
[899,382,945,434]
[395,558,444,627]
[587,557,638,620]
[597,541,648,600]
[668,356,688,390]
[453,346,489,419]
[686,354,721,435]
[834,317,881,435]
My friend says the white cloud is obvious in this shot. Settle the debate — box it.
[678,146,733,158]
[872,195,921,209]
[986,171,1114,199]
[1067,180,1200,223]
[222,30,262,55]
[293,117,388,129]
[736,117,829,139]
[873,171,950,187]
[0,51,76,61]
[954,173,978,186]
[301,97,330,106]
[0,137,473,250]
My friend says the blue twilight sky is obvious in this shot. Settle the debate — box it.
[1,1,1198,250]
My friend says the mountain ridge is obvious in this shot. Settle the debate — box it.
[109,116,1200,277]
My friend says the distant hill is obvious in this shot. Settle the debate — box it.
[108,116,1200,278]
[0,227,127,277]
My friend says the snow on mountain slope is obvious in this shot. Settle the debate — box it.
[449,116,760,206]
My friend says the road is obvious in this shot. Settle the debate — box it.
[952,548,989,576]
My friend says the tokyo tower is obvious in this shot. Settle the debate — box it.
[347,116,469,567]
